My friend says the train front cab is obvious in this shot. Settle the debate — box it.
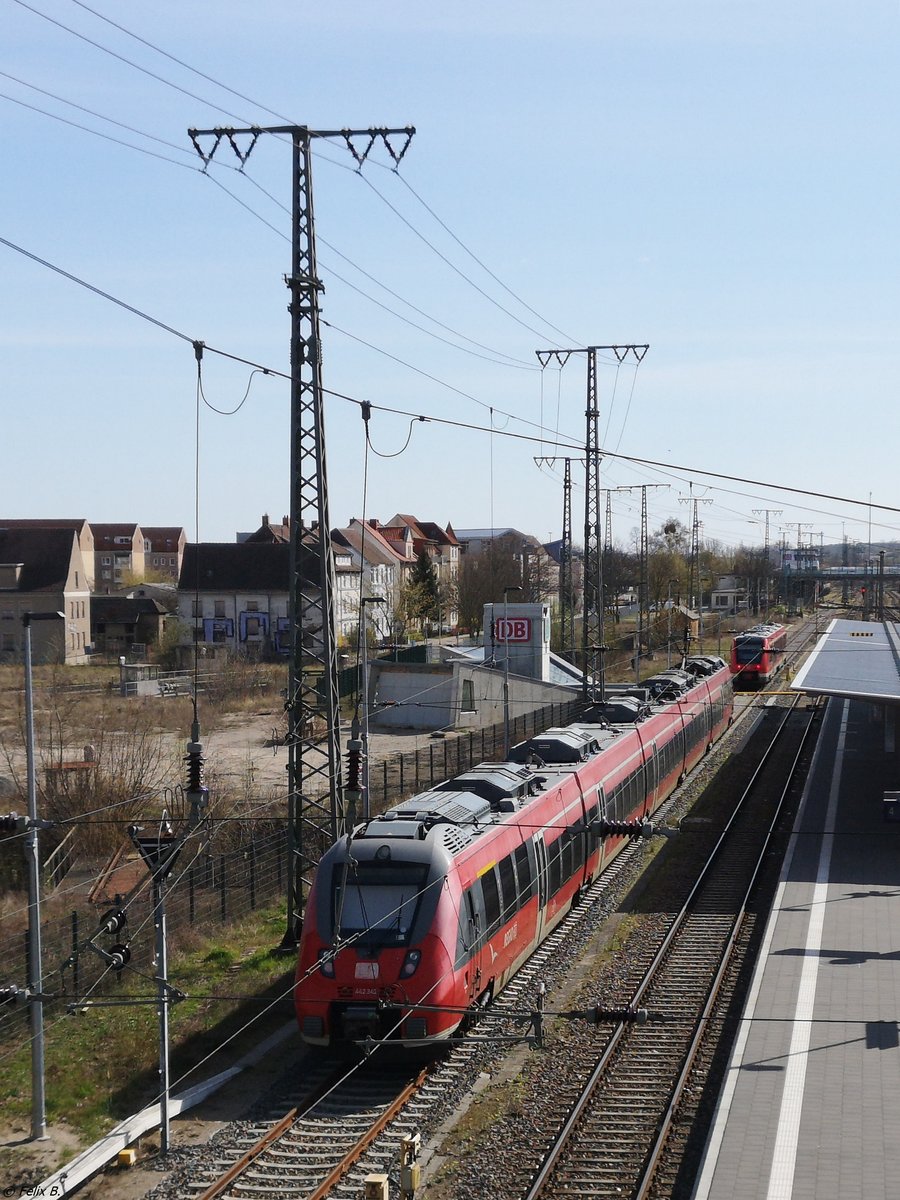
[295,836,459,1048]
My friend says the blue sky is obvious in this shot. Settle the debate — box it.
[3,1,898,557]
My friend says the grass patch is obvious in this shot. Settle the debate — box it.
[0,905,295,1145]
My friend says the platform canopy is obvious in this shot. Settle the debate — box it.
[791,618,900,705]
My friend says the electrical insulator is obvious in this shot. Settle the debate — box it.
[185,741,205,795]
[593,1005,648,1025]
[0,985,24,1006]
[588,818,655,840]
[108,943,131,972]
[0,812,21,834]
[98,908,127,937]
[346,737,364,792]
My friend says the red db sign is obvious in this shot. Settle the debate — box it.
[496,617,531,642]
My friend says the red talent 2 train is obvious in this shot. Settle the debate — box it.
[295,655,734,1048]
[729,623,787,686]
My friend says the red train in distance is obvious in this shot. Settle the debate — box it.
[294,656,734,1050]
[729,623,788,687]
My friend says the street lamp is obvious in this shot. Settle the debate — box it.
[502,585,522,757]
[22,609,64,1141]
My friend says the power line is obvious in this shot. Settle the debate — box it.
[11,0,252,125]
[3,231,899,521]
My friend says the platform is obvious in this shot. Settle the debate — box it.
[792,618,900,705]
[692,694,900,1200]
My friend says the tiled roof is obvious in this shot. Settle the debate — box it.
[0,528,78,592]
[0,518,89,532]
[92,523,141,549]
[142,526,185,551]
[179,543,294,591]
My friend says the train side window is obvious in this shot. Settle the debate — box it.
[481,868,501,935]
[498,854,517,921]
[564,830,578,878]
[515,843,533,901]
[548,839,563,895]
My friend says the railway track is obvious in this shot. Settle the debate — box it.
[153,625,824,1200]
[521,694,822,1200]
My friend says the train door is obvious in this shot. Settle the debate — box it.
[534,835,549,937]
[645,741,658,816]
[464,889,482,1002]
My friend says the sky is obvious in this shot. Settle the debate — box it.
[3,0,899,558]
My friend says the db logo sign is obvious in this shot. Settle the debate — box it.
[496,617,531,642]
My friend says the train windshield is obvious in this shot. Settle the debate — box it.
[735,637,764,665]
[332,860,430,947]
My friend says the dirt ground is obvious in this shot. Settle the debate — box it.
[202,709,455,796]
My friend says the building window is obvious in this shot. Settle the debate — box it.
[102,556,111,565]
[461,679,476,712]
[246,616,261,636]
[192,599,202,617]
[214,601,226,618]
[1,610,13,621]
[246,601,259,612]
[1,633,15,652]
[102,570,111,580]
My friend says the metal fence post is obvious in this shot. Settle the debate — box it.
[71,910,79,999]
[189,867,196,925]
[219,855,227,921]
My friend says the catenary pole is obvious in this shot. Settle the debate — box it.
[188,124,414,945]
[536,345,648,701]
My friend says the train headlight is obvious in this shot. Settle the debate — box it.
[400,949,421,978]
[317,949,336,978]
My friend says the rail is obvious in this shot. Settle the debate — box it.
[524,693,821,1199]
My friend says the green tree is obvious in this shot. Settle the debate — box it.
[407,550,440,630]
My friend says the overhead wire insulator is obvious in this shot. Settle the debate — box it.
[345,736,364,793]
[185,741,205,794]
[585,818,656,840]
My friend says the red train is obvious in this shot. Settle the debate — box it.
[294,656,734,1049]
[729,623,787,686]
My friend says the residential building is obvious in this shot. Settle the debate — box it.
[176,543,292,659]
[331,519,406,641]
[141,526,186,582]
[0,519,95,590]
[380,514,461,625]
[239,514,291,544]
[333,542,362,646]
[93,523,146,589]
[0,527,91,664]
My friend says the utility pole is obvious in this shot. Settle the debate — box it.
[560,458,574,661]
[189,124,413,944]
[536,344,648,701]
[534,454,581,662]
[22,611,64,1141]
[678,492,713,612]
[602,482,667,681]
[752,508,782,614]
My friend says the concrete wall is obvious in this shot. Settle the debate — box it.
[369,659,578,732]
